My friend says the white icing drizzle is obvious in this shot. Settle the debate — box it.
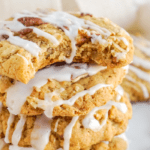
[129,65,150,83]
[89,31,108,45]
[0,21,27,32]
[122,65,129,74]
[113,51,127,60]
[86,65,107,76]
[0,139,6,150]
[13,11,129,63]
[4,114,15,143]
[17,54,29,65]
[120,28,130,36]
[54,119,60,132]
[115,133,128,142]
[112,42,129,61]
[9,146,36,150]
[1,10,130,63]
[126,75,149,98]
[115,86,124,101]
[119,37,129,46]
[6,63,107,115]
[63,116,79,150]
[102,141,109,144]
[0,101,2,112]
[133,56,150,70]
[71,63,107,76]
[85,20,110,36]
[82,100,127,132]
[102,133,128,145]
[0,19,59,56]
[40,11,111,63]
[112,36,129,46]
[31,114,51,150]
[115,133,128,148]
[12,115,26,146]
[32,27,59,45]
[9,11,111,63]
[111,35,129,61]
[0,29,41,57]
[44,84,111,118]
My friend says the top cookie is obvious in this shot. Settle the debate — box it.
[121,35,150,101]
[0,10,134,83]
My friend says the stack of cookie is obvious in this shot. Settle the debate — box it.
[0,10,134,150]
[121,35,150,102]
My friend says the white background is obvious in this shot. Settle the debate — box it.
[126,103,150,150]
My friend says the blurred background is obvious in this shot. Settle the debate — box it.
[0,0,150,39]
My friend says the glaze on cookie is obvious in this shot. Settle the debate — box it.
[0,90,132,150]
[0,10,134,83]
[0,63,127,117]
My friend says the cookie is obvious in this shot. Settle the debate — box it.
[82,133,128,150]
[1,134,128,150]
[0,90,132,150]
[0,102,4,139]
[121,35,150,101]
[0,63,127,117]
[0,10,134,83]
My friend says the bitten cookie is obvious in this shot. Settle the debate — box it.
[121,35,150,102]
[0,10,134,83]
[0,90,132,150]
[0,63,127,117]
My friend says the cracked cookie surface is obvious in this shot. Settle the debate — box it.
[0,10,134,83]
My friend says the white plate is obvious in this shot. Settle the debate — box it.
[126,103,150,150]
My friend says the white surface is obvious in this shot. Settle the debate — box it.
[127,103,150,150]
